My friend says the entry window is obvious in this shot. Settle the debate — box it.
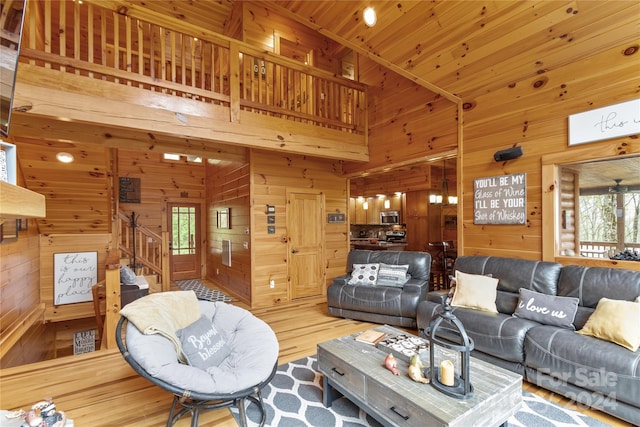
[172,206,196,255]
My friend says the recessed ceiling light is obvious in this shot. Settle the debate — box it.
[363,7,377,27]
[56,152,74,163]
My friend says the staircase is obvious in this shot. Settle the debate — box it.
[117,211,166,288]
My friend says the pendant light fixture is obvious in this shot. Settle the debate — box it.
[429,159,457,205]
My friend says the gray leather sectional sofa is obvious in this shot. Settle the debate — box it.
[327,250,431,328]
[416,255,640,424]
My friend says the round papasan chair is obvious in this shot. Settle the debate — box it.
[116,290,279,427]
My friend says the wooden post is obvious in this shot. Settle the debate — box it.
[103,251,121,349]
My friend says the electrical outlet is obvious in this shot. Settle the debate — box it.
[269,280,275,289]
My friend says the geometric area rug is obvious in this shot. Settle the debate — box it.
[174,279,232,302]
[231,356,611,427]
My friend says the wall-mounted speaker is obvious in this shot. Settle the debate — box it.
[494,146,523,162]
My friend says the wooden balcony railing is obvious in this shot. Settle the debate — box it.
[20,0,366,135]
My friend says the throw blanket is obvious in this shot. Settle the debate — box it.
[120,290,200,363]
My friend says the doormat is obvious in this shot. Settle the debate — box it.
[175,279,232,302]
[231,356,610,427]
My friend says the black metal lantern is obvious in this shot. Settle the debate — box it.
[425,300,474,399]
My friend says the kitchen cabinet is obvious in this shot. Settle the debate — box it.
[349,194,403,225]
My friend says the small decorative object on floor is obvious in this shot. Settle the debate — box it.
[3,398,69,427]
[355,329,387,345]
[425,300,474,399]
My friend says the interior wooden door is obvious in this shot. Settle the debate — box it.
[287,192,325,299]
[168,203,201,281]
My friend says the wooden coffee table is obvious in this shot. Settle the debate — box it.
[317,325,522,427]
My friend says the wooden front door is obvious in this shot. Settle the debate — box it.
[287,191,325,299]
[168,203,201,281]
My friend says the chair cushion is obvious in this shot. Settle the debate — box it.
[418,300,539,364]
[525,325,640,409]
[126,301,279,394]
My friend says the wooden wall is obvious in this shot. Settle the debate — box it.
[460,40,639,260]
[344,57,459,175]
[206,160,252,302]
[117,150,207,235]
[240,2,343,74]
[17,141,111,235]
[0,219,50,368]
[249,149,348,308]
[38,234,111,322]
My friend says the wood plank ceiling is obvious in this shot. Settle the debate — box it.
[11,0,640,234]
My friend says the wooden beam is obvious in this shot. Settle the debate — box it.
[103,251,121,350]
[10,116,249,164]
[0,181,46,219]
[12,79,368,162]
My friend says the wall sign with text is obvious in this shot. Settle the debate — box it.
[474,173,526,225]
[568,98,640,146]
[53,251,98,305]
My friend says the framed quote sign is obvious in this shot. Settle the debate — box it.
[54,251,98,305]
[474,173,526,225]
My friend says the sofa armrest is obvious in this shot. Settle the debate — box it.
[426,290,449,305]
[332,274,350,286]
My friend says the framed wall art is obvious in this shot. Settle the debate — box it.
[217,208,231,229]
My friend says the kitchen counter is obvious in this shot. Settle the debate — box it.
[351,241,408,251]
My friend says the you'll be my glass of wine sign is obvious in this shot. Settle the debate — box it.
[474,173,526,225]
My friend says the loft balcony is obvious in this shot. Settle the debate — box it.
[9,0,368,162]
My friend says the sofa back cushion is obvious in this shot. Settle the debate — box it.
[346,250,431,281]
[453,256,563,295]
[452,256,563,316]
[558,265,640,307]
[558,265,640,329]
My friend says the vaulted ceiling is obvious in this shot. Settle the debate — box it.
[128,0,639,102]
[9,0,640,233]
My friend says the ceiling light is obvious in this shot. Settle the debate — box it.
[363,7,377,27]
[56,152,74,163]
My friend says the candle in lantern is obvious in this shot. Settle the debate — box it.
[440,359,455,386]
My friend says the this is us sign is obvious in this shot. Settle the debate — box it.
[474,173,526,225]
[568,99,640,146]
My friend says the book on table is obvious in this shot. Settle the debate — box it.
[355,329,387,345]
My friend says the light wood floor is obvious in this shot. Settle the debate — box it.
[1,297,630,426]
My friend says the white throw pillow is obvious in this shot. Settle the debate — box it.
[347,263,380,285]
[450,270,499,313]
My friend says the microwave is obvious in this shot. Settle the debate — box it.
[380,211,399,224]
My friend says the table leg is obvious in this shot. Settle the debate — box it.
[322,376,343,407]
